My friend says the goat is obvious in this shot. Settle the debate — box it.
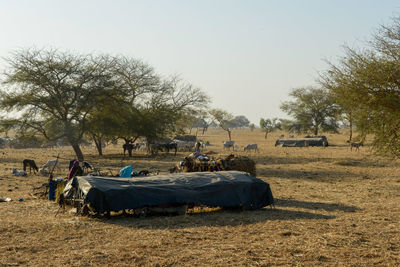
[69,160,93,173]
[23,159,39,174]
[40,159,61,173]
[350,142,363,151]
[12,168,27,176]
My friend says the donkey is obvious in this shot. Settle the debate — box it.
[23,159,39,174]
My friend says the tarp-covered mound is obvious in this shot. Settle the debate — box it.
[62,171,274,214]
[275,137,328,147]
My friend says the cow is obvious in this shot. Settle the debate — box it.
[23,159,39,174]
[223,140,235,150]
[123,143,136,157]
[243,144,258,152]
[160,143,178,155]
[149,143,178,155]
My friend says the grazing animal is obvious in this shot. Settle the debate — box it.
[123,143,137,157]
[23,159,39,173]
[68,160,93,173]
[223,140,235,150]
[12,168,27,176]
[40,159,61,173]
[160,143,178,155]
[350,142,363,151]
[243,144,258,152]
[150,143,178,155]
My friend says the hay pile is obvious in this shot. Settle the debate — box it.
[171,153,256,176]
[218,154,256,176]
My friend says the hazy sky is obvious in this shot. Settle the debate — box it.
[0,0,399,124]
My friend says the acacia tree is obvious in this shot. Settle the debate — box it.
[86,57,209,152]
[280,87,341,136]
[209,109,234,140]
[260,118,282,139]
[320,17,400,157]
[230,115,250,128]
[0,49,115,161]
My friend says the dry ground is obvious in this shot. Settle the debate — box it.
[0,129,399,266]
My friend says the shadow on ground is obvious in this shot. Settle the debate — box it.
[100,207,336,229]
[257,167,361,181]
[275,198,360,212]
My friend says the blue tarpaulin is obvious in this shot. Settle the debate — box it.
[120,165,132,178]
[63,171,274,214]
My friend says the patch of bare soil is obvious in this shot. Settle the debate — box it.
[0,129,399,266]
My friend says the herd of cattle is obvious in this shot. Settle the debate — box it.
[122,140,260,157]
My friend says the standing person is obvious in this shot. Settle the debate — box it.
[67,160,83,181]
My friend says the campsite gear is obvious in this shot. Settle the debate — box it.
[0,197,12,202]
[55,178,67,203]
[61,171,274,216]
[48,180,57,200]
[120,165,133,178]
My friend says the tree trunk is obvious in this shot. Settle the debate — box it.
[314,127,319,136]
[71,142,84,161]
[227,130,232,141]
[265,131,268,139]
[94,139,103,156]
[349,113,353,141]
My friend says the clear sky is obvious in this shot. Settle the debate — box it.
[0,0,399,124]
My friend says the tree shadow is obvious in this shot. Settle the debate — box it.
[274,198,360,212]
[257,167,361,181]
[99,208,335,230]
[252,155,335,165]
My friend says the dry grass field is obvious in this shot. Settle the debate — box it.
[0,129,399,266]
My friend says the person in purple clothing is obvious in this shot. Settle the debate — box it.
[67,160,83,181]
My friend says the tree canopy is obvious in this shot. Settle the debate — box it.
[209,109,234,140]
[320,18,400,156]
[0,49,209,160]
[280,87,341,136]
[259,118,281,139]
